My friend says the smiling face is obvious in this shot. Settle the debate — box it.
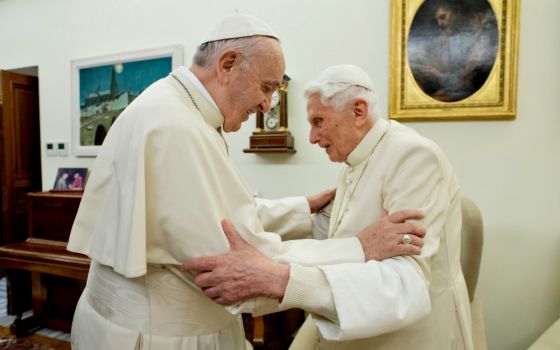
[220,38,285,132]
[306,94,366,163]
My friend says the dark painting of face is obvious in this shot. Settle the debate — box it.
[407,0,499,102]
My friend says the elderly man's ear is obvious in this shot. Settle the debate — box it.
[353,98,370,126]
[216,50,238,83]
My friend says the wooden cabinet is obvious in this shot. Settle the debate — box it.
[0,191,88,335]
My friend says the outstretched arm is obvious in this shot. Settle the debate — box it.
[253,189,336,241]
[185,220,290,304]
[184,209,425,305]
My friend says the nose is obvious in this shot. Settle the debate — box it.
[259,95,272,113]
[309,128,319,144]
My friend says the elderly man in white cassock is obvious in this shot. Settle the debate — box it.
[67,14,427,350]
[185,65,474,349]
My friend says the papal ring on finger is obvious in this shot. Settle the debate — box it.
[402,234,412,245]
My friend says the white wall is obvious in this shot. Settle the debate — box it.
[1,0,559,349]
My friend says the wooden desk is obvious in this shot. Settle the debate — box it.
[0,191,89,335]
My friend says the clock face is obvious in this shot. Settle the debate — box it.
[264,106,280,131]
[266,115,279,129]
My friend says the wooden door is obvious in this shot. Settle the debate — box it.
[0,70,42,246]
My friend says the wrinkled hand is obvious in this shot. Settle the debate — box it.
[183,220,289,305]
[358,209,426,260]
[307,188,336,213]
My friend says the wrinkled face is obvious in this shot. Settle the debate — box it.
[307,94,361,163]
[222,38,285,132]
[435,7,453,29]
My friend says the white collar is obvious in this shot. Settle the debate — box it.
[345,118,389,167]
[177,66,219,110]
[171,66,224,129]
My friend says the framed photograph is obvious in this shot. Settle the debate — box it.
[72,45,183,156]
[52,168,89,191]
[389,0,520,121]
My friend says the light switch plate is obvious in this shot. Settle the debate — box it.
[56,142,69,156]
[45,141,69,156]
[45,142,56,156]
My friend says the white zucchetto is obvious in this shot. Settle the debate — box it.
[313,64,374,90]
[200,13,278,44]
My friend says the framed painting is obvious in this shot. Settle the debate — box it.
[72,45,182,156]
[389,0,520,121]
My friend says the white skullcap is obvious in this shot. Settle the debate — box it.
[200,13,278,44]
[314,64,374,90]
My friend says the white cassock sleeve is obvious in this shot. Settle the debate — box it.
[315,258,430,340]
[279,145,452,340]
[254,197,313,240]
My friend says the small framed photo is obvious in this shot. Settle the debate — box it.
[389,0,520,121]
[52,168,89,191]
[71,45,183,156]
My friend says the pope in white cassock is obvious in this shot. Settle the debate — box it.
[67,14,425,350]
[185,65,474,350]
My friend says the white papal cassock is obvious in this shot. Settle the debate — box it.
[67,67,369,349]
[288,118,474,349]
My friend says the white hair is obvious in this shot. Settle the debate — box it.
[303,82,380,119]
[192,36,277,71]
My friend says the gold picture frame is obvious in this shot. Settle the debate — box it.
[389,0,520,121]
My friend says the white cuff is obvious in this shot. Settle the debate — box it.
[280,264,337,321]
